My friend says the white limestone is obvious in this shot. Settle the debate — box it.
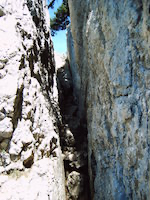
[0,0,66,199]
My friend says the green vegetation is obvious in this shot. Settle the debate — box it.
[48,0,70,36]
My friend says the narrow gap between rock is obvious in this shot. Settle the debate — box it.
[56,58,91,200]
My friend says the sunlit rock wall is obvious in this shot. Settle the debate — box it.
[68,0,150,199]
[0,0,66,199]
[67,26,80,102]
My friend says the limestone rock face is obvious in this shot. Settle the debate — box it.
[68,0,150,199]
[67,26,80,101]
[0,0,65,199]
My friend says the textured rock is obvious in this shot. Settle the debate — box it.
[68,0,150,199]
[66,171,84,200]
[67,26,80,101]
[0,0,65,199]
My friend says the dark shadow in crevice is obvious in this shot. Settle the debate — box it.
[12,85,24,131]
[57,59,91,200]
[0,7,5,17]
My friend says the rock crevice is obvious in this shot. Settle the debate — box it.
[57,60,90,200]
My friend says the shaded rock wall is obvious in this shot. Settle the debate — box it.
[68,0,150,199]
[0,0,65,199]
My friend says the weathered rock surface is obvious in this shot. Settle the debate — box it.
[68,0,150,199]
[0,0,65,199]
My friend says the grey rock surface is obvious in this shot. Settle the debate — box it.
[68,0,150,199]
[67,26,80,101]
[0,0,66,199]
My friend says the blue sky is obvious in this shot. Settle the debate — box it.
[47,0,67,54]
